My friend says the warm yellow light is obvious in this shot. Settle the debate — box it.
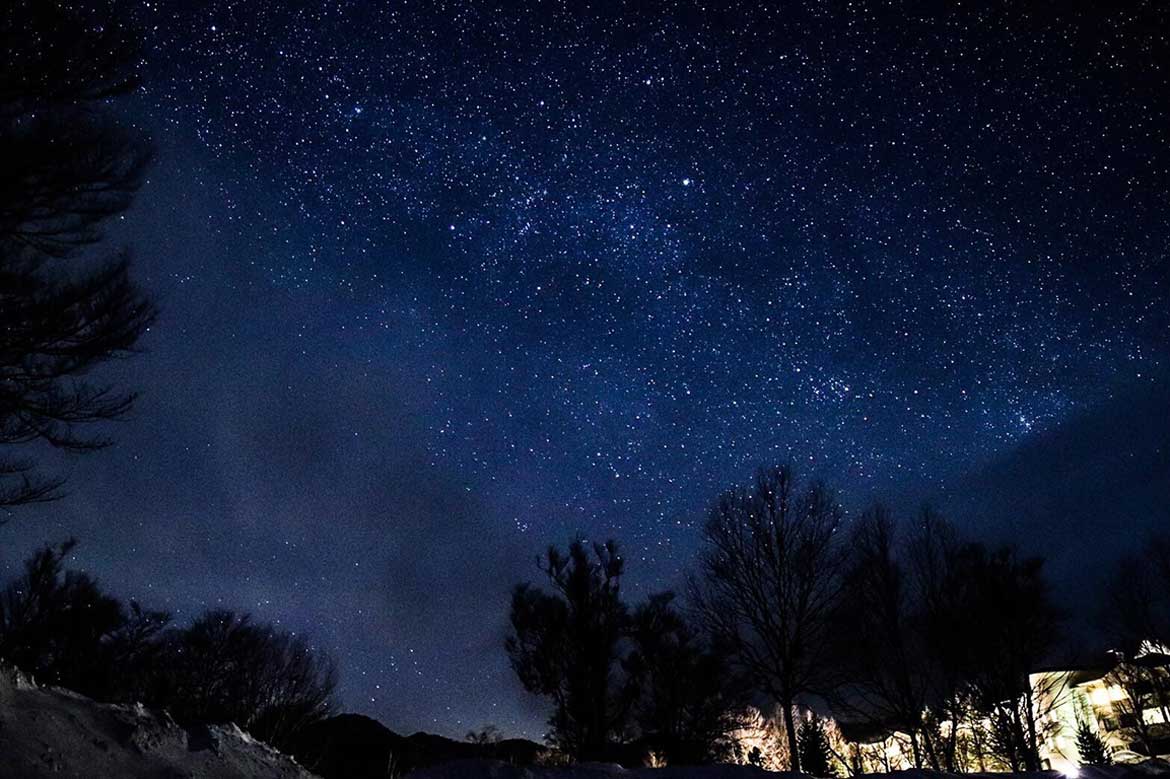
[1088,686,1125,706]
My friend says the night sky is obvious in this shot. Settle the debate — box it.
[4,0,1169,741]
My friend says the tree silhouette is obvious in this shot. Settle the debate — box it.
[625,591,747,765]
[0,538,173,701]
[904,509,977,771]
[1096,532,1170,759]
[505,538,633,761]
[0,539,123,688]
[691,465,846,771]
[797,714,837,777]
[924,542,1063,772]
[0,0,156,512]
[466,724,501,745]
[1100,651,1170,759]
[0,541,335,751]
[1075,720,1112,766]
[829,505,969,770]
[152,609,339,752]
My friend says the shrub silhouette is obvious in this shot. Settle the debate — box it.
[0,541,336,751]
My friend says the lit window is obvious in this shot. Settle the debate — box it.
[1088,686,1125,706]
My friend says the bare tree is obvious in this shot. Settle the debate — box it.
[829,505,942,769]
[153,609,338,752]
[0,538,123,686]
[1097,531,1170,757]
[625,591,748,765]
[0,0,156,512]
[904,508,976,771]
[1104,554,1169,654]
[691,465,846,771]
[0,538,172,701]
[1149,533,1170,625]
[937,544,1064,772]
[1101,653,1170,758]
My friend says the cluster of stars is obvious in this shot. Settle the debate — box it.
[127,0,1168,736]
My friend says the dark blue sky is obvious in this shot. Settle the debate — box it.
[3,0,1168,741]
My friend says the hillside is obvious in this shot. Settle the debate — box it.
[292,713,550,777]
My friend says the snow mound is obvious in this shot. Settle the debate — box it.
[0,663,316,778]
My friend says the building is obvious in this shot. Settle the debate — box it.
[1032,642,1170,773]
[730,643,1170,775]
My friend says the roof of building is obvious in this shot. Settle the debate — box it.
[835,720,901,745]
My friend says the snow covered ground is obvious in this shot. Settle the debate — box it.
[407,759,1170,779]
[0,663,314,778]
[4,656,1168,779]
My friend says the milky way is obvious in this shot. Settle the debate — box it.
[10,0,1167,739]
[148,0,1166,490]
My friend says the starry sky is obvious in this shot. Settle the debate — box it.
[4,0,1169,740]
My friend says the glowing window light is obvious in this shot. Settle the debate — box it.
[1088,686,1125,706]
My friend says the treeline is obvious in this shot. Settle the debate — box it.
[0,539,337,752]
[507,465,1170,772]
[507,539,747,766]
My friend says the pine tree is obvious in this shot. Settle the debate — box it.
[797,715,837,777]
[0,0,156,511]
[1075,720,1112,766]
[505,539,632,761]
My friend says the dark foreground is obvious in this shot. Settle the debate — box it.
[408,760,1170,779]
[0,664,312,778]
